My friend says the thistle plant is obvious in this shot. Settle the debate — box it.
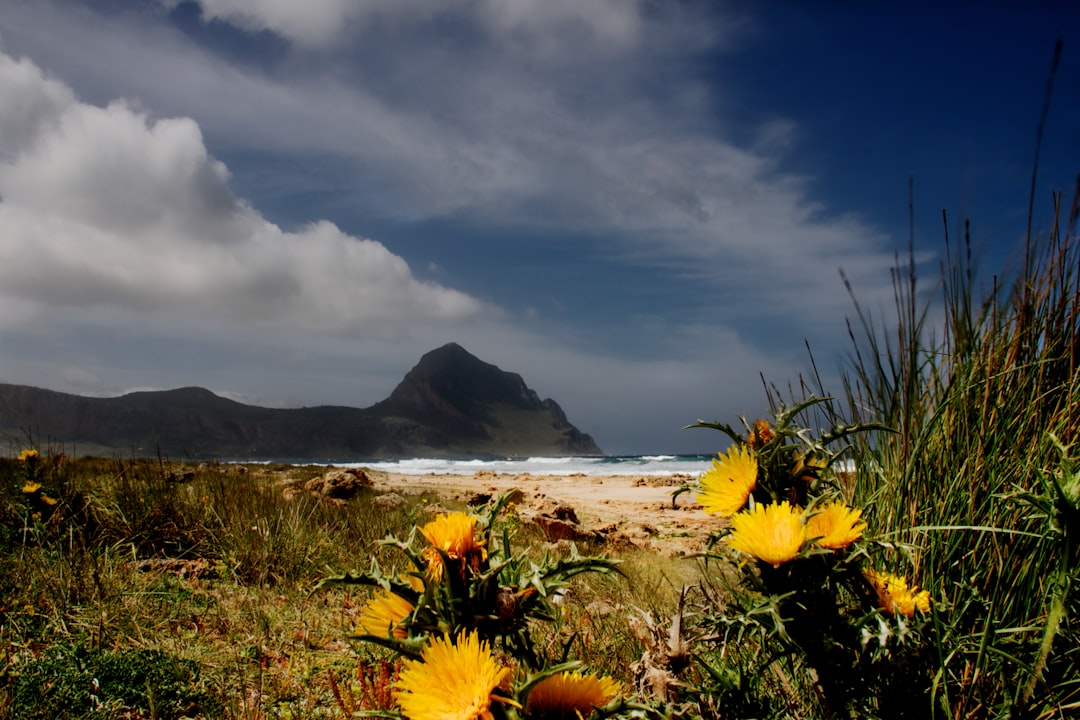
[14,448,62,527]
[680,399,936,719]
[318,494,637,720]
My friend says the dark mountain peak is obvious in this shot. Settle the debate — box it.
[373,343,599,455]
[385,343,540,419]
[411,343,494,378]
[426,341,468,357]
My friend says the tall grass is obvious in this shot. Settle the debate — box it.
[0,456,440,718]
[840,182,1080,717]
[0,456,671,718]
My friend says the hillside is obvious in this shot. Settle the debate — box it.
[0,343,601,459]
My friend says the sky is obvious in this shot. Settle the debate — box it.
[0,1,1076,455]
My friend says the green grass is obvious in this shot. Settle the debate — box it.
[0,456,437,718]
[7,643,220,720]
[0,455,677,719]
[833,189,1080,717]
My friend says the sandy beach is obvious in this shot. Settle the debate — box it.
[370,470,719,556]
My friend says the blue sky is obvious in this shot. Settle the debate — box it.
[0,1,1076,455]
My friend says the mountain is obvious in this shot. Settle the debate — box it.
[0,343,601,459]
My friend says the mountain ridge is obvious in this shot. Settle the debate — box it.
[0,343,601,459]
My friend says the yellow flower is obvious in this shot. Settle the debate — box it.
[419,512,486,581]
[21,481,42,494]
[357,589,415,639]
[726,501,805,567]
[805,501,865,549]
[698,445,758,517]
[395,631,511,720]
[18,449,39,462]
[525,671,620,720]
[865,570,931,617]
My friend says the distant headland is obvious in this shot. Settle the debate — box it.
[0,343,601,460]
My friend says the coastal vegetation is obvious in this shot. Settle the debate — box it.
[0,456,675,718]
[2,197,1078,717]
[839,199,1080,716]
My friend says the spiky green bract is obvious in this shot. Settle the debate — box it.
[318,492,620,668]
[686,398,887,511]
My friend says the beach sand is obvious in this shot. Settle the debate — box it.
[371,470,719,556]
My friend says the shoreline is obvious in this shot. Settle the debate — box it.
[370,470,717,556]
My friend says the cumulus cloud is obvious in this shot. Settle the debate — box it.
[0,50,491,337]
[0,2,889,326]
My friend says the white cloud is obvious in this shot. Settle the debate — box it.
[0,50,75,154]
[0,0,887,324]
[180,0,644,51]
[180,0,359,46]
[0,50,492,337]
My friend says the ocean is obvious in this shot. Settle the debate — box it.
[342,454,714,477]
